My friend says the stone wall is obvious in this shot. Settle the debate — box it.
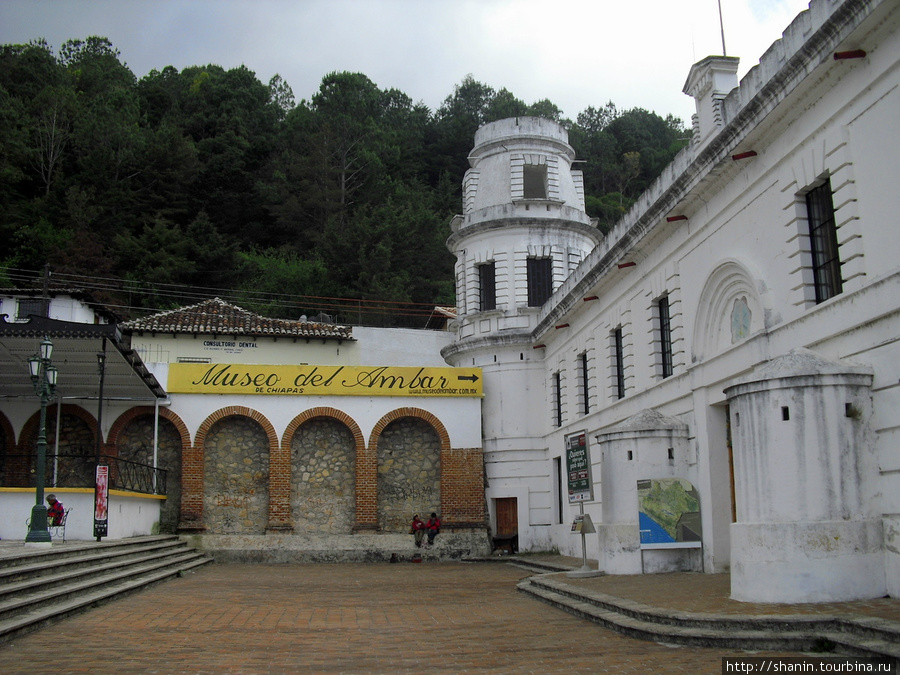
[46,412,95,487]
[117,415,182,533]
[377,417,441,533]
[96,406,486,551]
[291,418,355,534]
[203,417,269,534]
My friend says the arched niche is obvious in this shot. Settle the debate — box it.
[692,259,767,363]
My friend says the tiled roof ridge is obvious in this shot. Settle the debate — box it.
[122,297,354,341]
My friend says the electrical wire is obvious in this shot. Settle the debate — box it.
[0,265,451,323]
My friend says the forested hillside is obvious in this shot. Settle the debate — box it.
[0,37,688,326]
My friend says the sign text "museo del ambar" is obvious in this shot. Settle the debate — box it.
[167,364,483,397]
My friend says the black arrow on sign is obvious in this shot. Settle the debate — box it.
[457,374,479,383]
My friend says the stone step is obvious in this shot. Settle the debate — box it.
[0,535,184,571]
[0,556,211,644]
[0,538,189,585]
[0,548,208,606]
[528,574,900,645]
[518,575,900,661]
[0,550,211,622]
[0,536,213,644]
[477,556,574,575]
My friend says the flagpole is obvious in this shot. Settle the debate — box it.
[718,0,727,56]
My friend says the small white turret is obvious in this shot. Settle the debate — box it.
[683,56,740,151]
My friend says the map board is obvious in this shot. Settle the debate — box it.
[637,478,701,548]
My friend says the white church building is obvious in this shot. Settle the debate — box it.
[443,0,899,602]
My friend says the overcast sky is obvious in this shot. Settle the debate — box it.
[1,0,811,125]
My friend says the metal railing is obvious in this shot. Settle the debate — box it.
[102,455,167,495]
[0,453,167,495]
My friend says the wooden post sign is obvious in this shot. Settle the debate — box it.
[565,431,594,503]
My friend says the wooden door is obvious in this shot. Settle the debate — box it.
[495,497,518,536]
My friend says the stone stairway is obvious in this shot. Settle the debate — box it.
[517,571,900,663]
[0,535,212,644]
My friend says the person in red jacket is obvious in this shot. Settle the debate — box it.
[425,512,441,547]
[46,494,64,526]
[410,514,426,548]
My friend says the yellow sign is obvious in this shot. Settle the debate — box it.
[168,364,483,397]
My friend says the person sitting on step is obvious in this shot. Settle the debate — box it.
[425,512,441,547]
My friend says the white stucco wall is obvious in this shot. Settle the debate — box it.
[445,0,899,602]
[133,326,482,451]
[0,490,162,542]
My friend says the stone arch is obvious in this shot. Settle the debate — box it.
[108,406,190,534]
[692,259,768,363]
[181,407,278,532]
[17,403,99,488]
[285,407,364,454]
[285,407,364,534]
[108,406,191,453]
[368,408,451,453]
[193,406,278,450]
[17,403,99,451]
[369,408,450,533]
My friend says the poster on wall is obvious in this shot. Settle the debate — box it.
[637,478,701,547]
[565,431,594,503]
[94,465,109,539]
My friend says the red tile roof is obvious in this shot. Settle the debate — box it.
[122,298,353,341]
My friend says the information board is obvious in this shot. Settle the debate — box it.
[565,431,594,503]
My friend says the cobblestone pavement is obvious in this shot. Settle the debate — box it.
[0,561,813,674]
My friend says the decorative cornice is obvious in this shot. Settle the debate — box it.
[534,0,878,341]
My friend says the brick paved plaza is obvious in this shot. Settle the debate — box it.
[0,561,807,674]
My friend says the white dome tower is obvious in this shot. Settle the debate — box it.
[445,117,600,342]
[442,117,601,549]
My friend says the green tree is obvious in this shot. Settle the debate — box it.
[114,216,196,308]
[526,98,565,122]
[268,74,295,120]
[484,88,527,122]
[235,247,331,319]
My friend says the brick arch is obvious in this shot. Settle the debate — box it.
[284,407,365,452]
[180,407,279,532]
[368,407,451,453]
[282,407,365,534]
[108,406,191,453]
[359,408,452,530]
[16,403,99,451]
[193,406,278,450]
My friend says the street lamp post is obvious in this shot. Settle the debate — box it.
[25,336,58,545]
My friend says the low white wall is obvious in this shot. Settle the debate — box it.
[0,489,162,541]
